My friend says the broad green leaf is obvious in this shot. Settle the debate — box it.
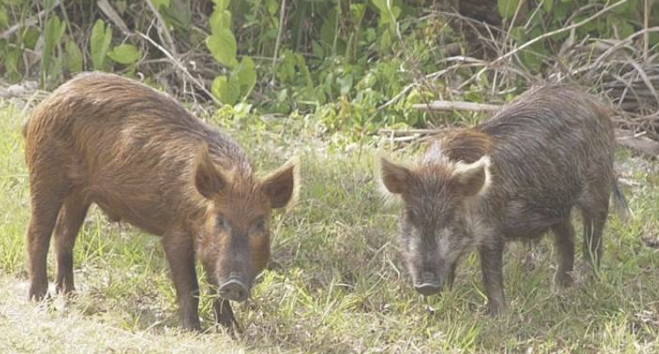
[5,47,21,74]
[265,0,278,15]
[211,75,239,105]
[294,53,313,88]
[160,2,192,30]
[212,0,230,11]
[0,6,8,29]
[65,41,83,73]
[209,9,232,35]
[542,0,553,12]
[338,74,353,96]
[311,41,325,58]
[42,15,65,77]
[22,27,40,50]
[108,44,141,65]
[553,1,570,21]
[371,0,399,25]
[320,8,338,45]
[498,0,523,19]
[205,28,237,68]
[350,4,365,25]
[90,19,113,70]
[233,56,256,98]
[276,51,295,83]
[41,0,57,11]
[150,0,170,10]
[613,0,637,15]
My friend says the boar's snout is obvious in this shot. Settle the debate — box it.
[219,274,250,302]
[413,271,443,296]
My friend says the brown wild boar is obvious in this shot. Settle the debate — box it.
[377,85,628,315]
[23,72,299,330]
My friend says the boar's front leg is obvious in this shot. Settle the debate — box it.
[478,239,506,315]
[162,233,201,331]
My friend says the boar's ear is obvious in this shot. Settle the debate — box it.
[262,157,299,209]
[377,155,411,195]
[451,155,491,197]
[194,143,228,199]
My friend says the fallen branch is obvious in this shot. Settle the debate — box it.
[378,128,442,136]
[616,129,659,157]
[413,101,502,112]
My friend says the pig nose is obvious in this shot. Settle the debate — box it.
[219,277,249,302]
[414,271,442,296]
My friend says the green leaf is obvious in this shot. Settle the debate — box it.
[41,0,57,11]
[42,15,65,78]
[371,0,399,26]
[350,4,366,25]
[212,0,230,11]
[209,9,232,35]
[233,56,256,98]
[108,44,141,65]
[542,0,553,12]
[65,41,83,73]
[205,28,238,68]
[5,47,21,74]
[149,0,170,10]
[90,19,113,70]
[0,6,8,29]
[211,75,239,105]
[320,8,338,46]
[22,27,40,50]
[553,1,570,21]
[498,0,523,19]
[160,2,192,31]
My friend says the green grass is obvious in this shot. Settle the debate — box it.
[1,100,658,353]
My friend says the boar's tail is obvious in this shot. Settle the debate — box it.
[612,180,630,223]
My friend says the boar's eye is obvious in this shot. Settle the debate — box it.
[216,214,230,230]
[251,217,266,234]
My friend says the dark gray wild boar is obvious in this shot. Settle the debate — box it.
[377,85,628,314]
[24,72,299,330]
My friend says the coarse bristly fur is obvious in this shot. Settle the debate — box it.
[23,72,299,331]
[377,84,628,316]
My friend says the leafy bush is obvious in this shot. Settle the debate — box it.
[0,0,656,136]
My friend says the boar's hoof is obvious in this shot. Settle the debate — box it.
[486,302,506,316]
[219,279,249,302]
[414,282,442,296]
[28,282,49,301]
[554,272,574,289]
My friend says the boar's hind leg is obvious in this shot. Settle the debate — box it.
[162,234,201,331]
[26,179,68,301]
[54,191,89,295]
[478,240,506,315]
[581,208,608,270]
[579,191,610,270]
[551,219,575,288]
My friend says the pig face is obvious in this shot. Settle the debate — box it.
[378,154,490,296]
[194,144,298,302]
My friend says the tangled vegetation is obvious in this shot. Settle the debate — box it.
[1,0,658,135]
